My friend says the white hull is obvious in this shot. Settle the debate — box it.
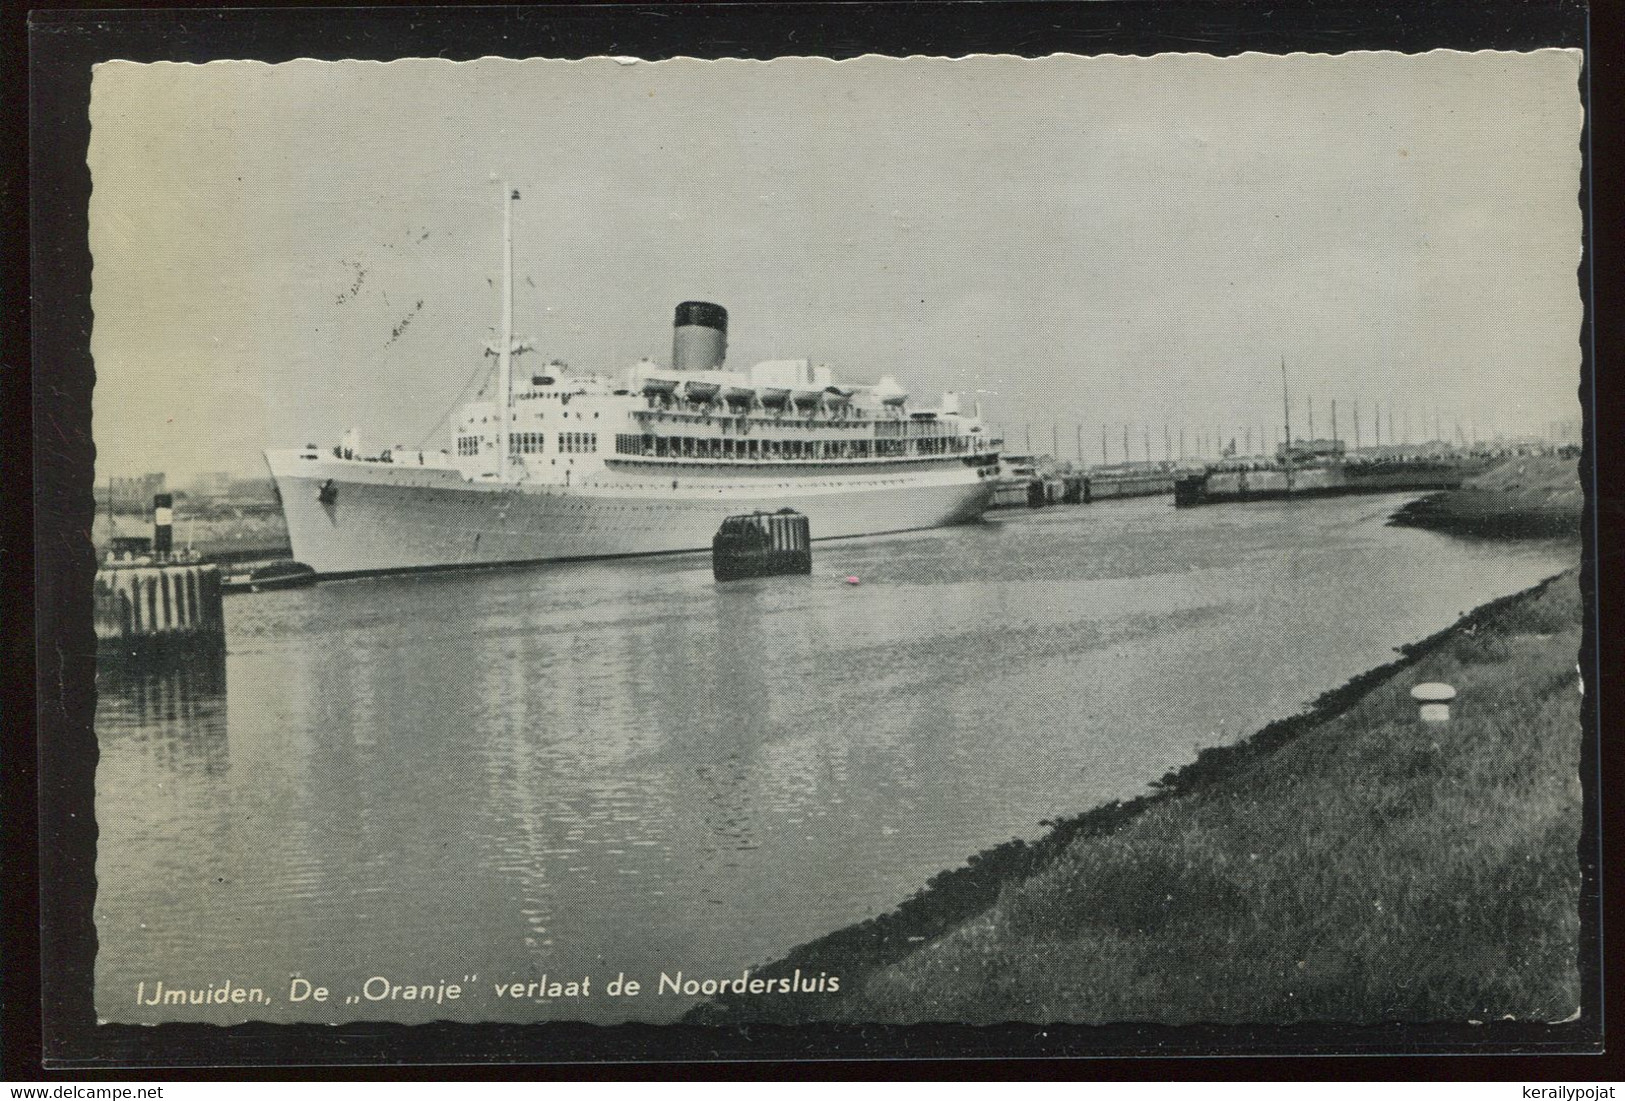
[266,452,994,577]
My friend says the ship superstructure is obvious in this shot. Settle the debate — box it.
[265,186,1001,577]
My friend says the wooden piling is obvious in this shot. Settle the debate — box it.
[95,557,226,664]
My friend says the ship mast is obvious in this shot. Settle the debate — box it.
[1281,357,1294,493]
[497,181,515,482]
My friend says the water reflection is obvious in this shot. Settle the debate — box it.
[96,652,228,775]
[94,496,1578,1025]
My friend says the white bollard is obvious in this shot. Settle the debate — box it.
[1410,682,1457,723]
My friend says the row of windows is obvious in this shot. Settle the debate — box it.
[874,420,957,438]
[637,409,863,432]
[613,434,973,460]
[460,431,600,456]
[622,477,919,492]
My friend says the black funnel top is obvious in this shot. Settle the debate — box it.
[674,301,728,331]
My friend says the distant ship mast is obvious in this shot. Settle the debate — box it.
[497,182,516,482]
[1281,357,1294,494]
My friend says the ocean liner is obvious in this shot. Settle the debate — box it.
[265,186,1001,577]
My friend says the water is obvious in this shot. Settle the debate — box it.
[94,494,1576,1024]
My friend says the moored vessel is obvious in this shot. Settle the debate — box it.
[1174,443,1487,507]
[989,455,1041,509]
[265,186,1001,577]
[221,560,318,594]
[1172,361,1485,507]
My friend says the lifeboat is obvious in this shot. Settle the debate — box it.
[722,385,756,405]
[874,375,908,407]
[759,387,791,409]
[642,377,679,397]
[684,380,722,403]
[791,389,822,410]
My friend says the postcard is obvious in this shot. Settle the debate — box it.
[31,15,1596,1068]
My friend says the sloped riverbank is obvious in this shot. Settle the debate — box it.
[691,568,1584,1025]
[1391,454,1583,538]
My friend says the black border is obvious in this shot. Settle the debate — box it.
[17,0,1618,1078]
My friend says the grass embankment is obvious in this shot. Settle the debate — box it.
[1391,453,1583,537]
[691,571,1583,1025]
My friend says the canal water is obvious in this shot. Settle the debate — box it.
[94,493,1577,1024]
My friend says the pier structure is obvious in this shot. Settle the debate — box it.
[96,495,226,664]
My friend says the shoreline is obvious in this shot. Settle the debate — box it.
[688,561,1582,1025]
[1388,453,1582,539]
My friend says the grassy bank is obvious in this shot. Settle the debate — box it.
[691,569,1583,1025]
[1391,453,1583,537]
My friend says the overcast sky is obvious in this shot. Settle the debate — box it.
[87,51,1584,477]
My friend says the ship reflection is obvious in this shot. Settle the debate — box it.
[95,651,228,775]
[689,580,782,868]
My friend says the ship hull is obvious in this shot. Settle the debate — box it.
[1173,460,1484,507]
[265,452,994,577]
[1085,471,1175,501]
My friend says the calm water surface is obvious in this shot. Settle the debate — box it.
[95,494,1576,1023]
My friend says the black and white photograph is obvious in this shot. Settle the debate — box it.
[28,11,1598,1068]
